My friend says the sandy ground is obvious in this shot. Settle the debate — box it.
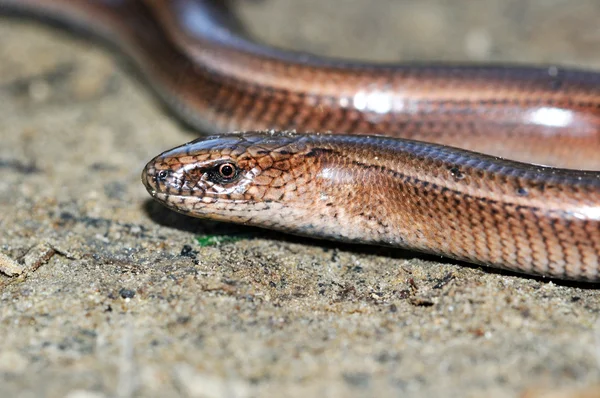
[1,0,600,397]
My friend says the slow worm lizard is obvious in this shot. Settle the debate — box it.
[3,0,600,281]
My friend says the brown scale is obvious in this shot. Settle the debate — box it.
[5,0,600,280]
[141,131,600,280]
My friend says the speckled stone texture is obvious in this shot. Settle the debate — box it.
[1,1,600,397]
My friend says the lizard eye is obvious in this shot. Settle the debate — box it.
[206,162,240,183]
[218,163,236,179]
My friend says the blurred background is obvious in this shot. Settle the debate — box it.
[235,0,600,66]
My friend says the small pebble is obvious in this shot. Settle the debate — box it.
[119,288,135,299]
[0,252,23,276]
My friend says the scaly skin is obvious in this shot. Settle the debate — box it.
[3,0,600,280]
[3,0,600,169]
[142,131,600,281]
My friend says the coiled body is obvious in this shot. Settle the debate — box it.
[4,0,600,280]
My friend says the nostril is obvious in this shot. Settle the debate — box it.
[157,170,169,181]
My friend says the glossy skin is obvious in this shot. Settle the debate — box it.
[3,0,600,280]
[4,0,600,169]
[143,131,600,281]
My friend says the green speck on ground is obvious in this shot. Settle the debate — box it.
[195,233,251,247]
